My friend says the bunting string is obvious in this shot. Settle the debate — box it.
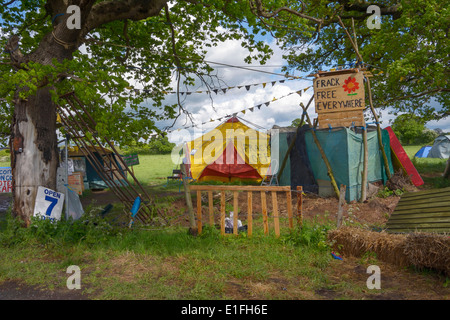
[164,86,313,133]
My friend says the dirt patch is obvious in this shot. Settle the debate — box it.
[0,280,89,300]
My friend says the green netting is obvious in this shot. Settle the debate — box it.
[304,127,394,201]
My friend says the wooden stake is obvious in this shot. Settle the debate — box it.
[233,191,238,235]
[196,190,202,234]
[361,126,368,202]
[220,192,226,236]
[261,191,269,234]
[180,163,197,234]
[296,186,303,228]
[247,191,253,237]
[272,191,280,238]
[286,190,293,229]
[337,184,347,228]
[208,191,214,225]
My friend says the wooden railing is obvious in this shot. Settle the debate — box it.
[190,185,303,237]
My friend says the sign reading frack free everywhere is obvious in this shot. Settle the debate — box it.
[314,72,365,114]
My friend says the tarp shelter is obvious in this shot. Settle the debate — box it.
[185,117,271,182]
[67,146,127,190]
[304,127,394,202]
[427,135,450,159]
[415,145,432,158]
[270,125,318,193]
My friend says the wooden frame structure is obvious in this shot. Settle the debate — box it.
[190,185,303,237]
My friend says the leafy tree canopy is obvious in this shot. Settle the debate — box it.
[0,0,448,148]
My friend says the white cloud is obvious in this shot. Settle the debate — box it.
[165,36,450,143]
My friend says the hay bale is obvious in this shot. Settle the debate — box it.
[327,227,450,275]
[404,233,450,275]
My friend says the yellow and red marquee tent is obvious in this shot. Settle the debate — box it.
[185,117,271,182]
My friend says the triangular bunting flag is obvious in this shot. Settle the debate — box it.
[262,83,267,88]
[279,80,285,83]
[257,105,262,110]
[241,110,246,114]
[222,88,227,94]
[271,81,276,86]
[249,107,254,112]
[213,89,218,94]
[265,102,270,106]
[245,85,250,91]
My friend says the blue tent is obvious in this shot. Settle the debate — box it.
[414,145,432,158]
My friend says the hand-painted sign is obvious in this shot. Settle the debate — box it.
[0,167,12,193]
[33,186,65,222]
[314,72,365,114]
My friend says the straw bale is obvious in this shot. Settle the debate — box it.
[404,233,450,275]
[328,227,450,275]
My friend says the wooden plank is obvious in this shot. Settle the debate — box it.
[314,72,365,114]
[189,185,291,192]
[387,216,450,225]
[337,184,347,228]
[220,192,225,236]
[261,191,269,234]
[233,191,238,235]
[394,206,450,215]
[396,195,450,206]
[386,222,450,229]
[399,189,450,200]
[388,212,450,220]
[296,186,303,227]
[286,190,293,229]
[247,192,253,237]
[400,187,450,198]
[208,191,214,226]
[395,201,450,211]
[272,191,280,238]
[196,190,202,234]
[387,227,450,233]
[318,109,363,120]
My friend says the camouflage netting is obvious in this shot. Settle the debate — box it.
[327,226,450,276]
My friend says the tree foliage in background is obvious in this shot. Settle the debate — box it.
[391,114,438,145]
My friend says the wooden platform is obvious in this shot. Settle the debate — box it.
[386,187,450,233]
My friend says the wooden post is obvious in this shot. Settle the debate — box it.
[271,191,280,238]
[338,15,391,180]
[286,190,293,229]
[196,190,202,234]
[261,191,269,234]
[220,192,226,236]
[247,191,253,237]
[361,126,368,202]
[208,191,214,225]
[180,163,197,234]
[233,191,238,235]
[337,184,347,228]
[296,186,303,228]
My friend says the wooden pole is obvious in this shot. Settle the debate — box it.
[296,186,303,228]
[233,191,238,235]
[337,16,391,180]
[361,126,368,202]
[247,191,253,237]
[180,163,197,234]
[337,184,347,228]
[208,191,214,225]
[301,103,340,198]
[220,192,226,236]
[261,191,269,235]
[272,191,280,238]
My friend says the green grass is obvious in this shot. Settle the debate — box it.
[128,154,178,186]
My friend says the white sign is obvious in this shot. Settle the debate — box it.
[33,186,65,222]
[0,167,12,193]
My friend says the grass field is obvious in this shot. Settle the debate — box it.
[0,146,449,301]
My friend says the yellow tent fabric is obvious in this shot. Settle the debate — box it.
[186,118,271,182]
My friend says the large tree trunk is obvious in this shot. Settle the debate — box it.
[10,87,59,226]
